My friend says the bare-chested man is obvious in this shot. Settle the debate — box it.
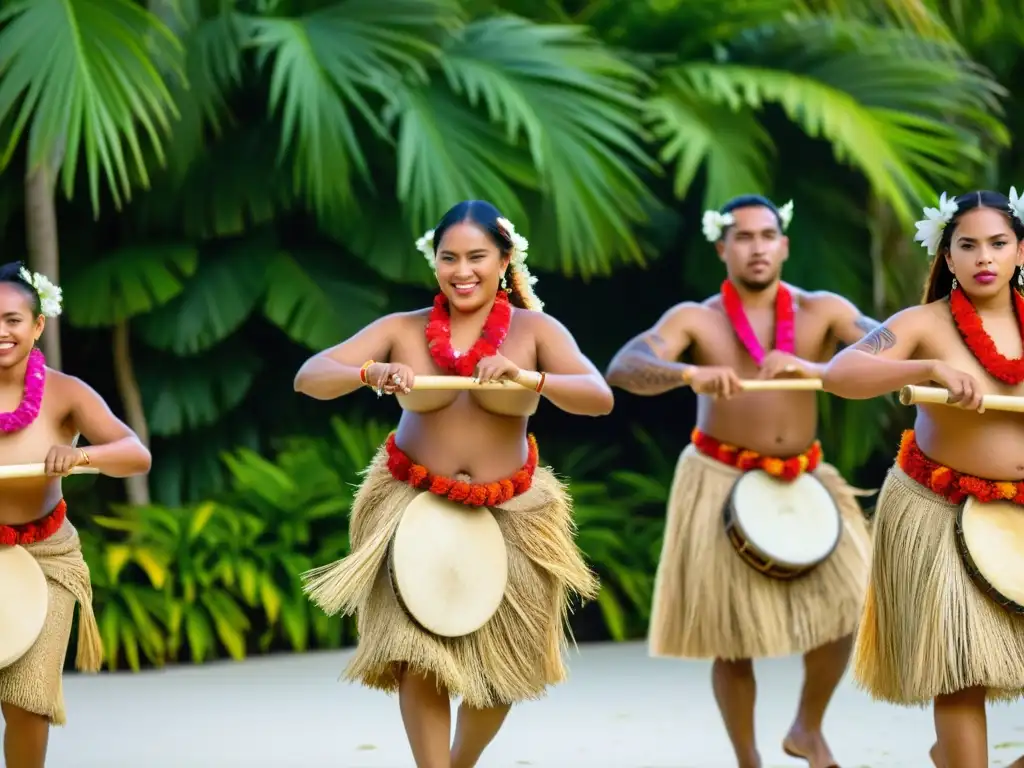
[606,195,874,768]
[0,261,151,768]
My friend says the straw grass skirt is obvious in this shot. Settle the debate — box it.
[649,446,871,660]
[854,468,1024,706]
[302,449,599,708]
[0,519,102,725]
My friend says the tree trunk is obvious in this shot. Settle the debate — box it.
[24,150,64,370]
[113,320,151,506]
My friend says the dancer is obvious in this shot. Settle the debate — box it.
[606,194,873,768]
[294,200,608,768]
[823,189,1024,768]
[0,262,152,768]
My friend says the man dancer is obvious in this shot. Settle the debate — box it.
[606,195,874,768]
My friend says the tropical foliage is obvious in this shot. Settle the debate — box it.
[1,0,1022,660]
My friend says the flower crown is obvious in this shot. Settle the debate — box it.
[914,188,1024,257]
[701,200,794,242]
[18,267,62,318]
[415,217,544,310]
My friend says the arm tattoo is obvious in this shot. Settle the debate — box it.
[606,333,689,395]
[853,325,897,355]
[836,314,882,350]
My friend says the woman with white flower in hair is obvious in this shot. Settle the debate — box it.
[0,261,152,766]
[824,190,1024,767]
[294,200,610,767]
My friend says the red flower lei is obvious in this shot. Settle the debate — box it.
[691,427,821,482]
[0,499,67,547]
[384,432,538,506]
[721,280,795,365]
[425,291,512,376]
[898,430,1024,505]
[948,286,1024,384]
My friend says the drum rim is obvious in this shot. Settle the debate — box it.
[387,493,509,638]
[725,470,843,574]
[0,544,48,670]
[955,499,1024,615]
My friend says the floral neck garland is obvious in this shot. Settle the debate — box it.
[721,280,795,365]
[948,286,1024,385]
[0,347,46,433]
[425,291,512,377]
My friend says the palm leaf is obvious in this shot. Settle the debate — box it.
[262,250,388,350]
[157,1,250,179]
[0,0,183,211]
[433,17,659,277]
[248,0,461,216]
[645,73,774,207]
[673,60,991,224]
[137,342,262,437]
[63,244,198,327]
[134,242,272,355]
[134,123,294,240]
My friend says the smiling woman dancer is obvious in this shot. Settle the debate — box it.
[0,262,152,768]
[823,190,1024,768]
[294,200,608,768]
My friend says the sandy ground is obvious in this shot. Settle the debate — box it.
[44,641,1024,767]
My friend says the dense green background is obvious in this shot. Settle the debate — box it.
[0,0,1020,670]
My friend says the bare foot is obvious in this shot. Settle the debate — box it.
[783,725,838,768]
[929,742,942,767]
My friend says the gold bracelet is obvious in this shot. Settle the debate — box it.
[535,371,546,393]
[681,366,694,386]
[78,447,91,465]
[359,360,375,386]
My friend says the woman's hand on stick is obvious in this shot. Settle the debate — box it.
[930,362,984,412]
[368,363,415,395]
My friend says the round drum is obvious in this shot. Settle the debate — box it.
[724,470,842,580]
[388,492,509,638]
[0,545,48,669]
[956,497,1024,614]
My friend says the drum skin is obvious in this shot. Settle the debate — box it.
[724,470,842,580]
[0,545,48,669]
[956,498,1024,614]
[388,492,509,638]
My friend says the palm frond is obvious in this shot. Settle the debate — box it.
[0,0,184,211]
[645,73,774,208]
[248,0,462,216]
[672,59,997,224]
[415,16,659,277]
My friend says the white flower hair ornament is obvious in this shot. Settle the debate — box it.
[414,217,544,311]
[701,200,794,243]
[912,192,959,257]
[1009,186,1024,228]
[18,267,62,318]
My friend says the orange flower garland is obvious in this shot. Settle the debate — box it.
[897,430,1024,505]
[385,433,538,506]
[0,499,67,546]
[691,427,822,482]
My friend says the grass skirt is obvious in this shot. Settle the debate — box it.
[0,519,102,725]
[302,448,599,708]
[649,446,871,660]
[854,468,1024,706]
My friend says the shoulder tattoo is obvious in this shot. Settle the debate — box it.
[853,325,896,355]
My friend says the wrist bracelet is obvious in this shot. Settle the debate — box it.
[681,366,694,386]
[535,371,546,393]
[79,448,91,465]
[359,360,375,385]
